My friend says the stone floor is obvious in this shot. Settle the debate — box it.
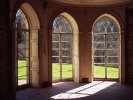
[16,81,133,100]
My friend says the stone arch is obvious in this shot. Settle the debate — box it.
[52,12,80,83]
[92,13,125,83]
[16,3,40,87]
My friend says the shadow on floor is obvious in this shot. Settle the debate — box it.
[16,81,133,100]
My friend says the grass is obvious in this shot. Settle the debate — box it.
[94,66,118,78]
[18,60,119,80]
[52,63,73,80]
[18,60,28,80]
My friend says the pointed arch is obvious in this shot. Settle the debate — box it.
[51,12,79,83]
[15,3,40,87]
[92,14,121,33]
[92,13,124,83]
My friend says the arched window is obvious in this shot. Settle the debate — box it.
[92,15,120,80]
[15,9,30,86]
[14,3,40,88]
[52,15,73,82]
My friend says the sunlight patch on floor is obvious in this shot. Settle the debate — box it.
[50,81,116,99]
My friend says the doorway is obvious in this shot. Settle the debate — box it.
[52,15,73,82]
[92,15,120,80]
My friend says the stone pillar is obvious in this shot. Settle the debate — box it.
[0,0,14,100]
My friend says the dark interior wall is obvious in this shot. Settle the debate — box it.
[0,0,13,100]
[126,3,133,84]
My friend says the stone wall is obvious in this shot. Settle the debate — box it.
[126,6,133,84]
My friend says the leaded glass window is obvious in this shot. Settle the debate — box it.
[15,9,30,86]
[93,16,119,33]
[52,16,72,33]
[92,16,120,79]
[52,15,73,82]
[16,9,29,29]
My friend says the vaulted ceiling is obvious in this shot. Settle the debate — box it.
[50,0,132,5]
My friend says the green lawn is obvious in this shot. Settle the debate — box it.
[52,63,73,80]
[18,60,28,80]
[18,61,118,80]
[94,66,118,78]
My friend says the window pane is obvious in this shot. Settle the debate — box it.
[62,50,71,56]
[107,50,118,56]
[62,64,72,79]
[61,35,72,41]
[18,67,28,77]
[107,66,118,78]
[107,42,118,49]
[94,43,105,49]
[18,60,29,67]
[94,50,105,56]
[52,42,59,48]
[61,35,72,49]
[62,57,72,63]
[52,16,72,33]
[52,34,59,41]
[94,57,105,63]
[106,34,119,42]
[52,50,59,56]
[17,31,29,44]
[16,9,29,29]
[107,57,118,63]
[93,16,119,33]
[52,63,60,80]
[61,42,70,49]
[18,76,28,86]
[94,64,105,78]
[93,35,105,42]
[52,57,59,63]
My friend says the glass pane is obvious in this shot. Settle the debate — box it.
[18,76,28,86]
[106,34,119,42]
[94,50,105,56]
[17,31,29,44]
[61,42,70,49]
[52,34,59,41]
[62,63,73,79]
[18,48,29,60]
[93,16,119,33]
[52,63,60,80]
[107,57,118,63]
[52,57,59,63]
[16,9,29,29]
[62,50,71,56]
[52,42,59,48]
[107,65,119,78]
[94,43,105,49]
[93,35,105,42]
[52,50,59,56]
[61,35,72,49]
[62,57,72,63]
[18,60,29,67]
[94,64,105,78]
[107,50,118,56]
[18,67,28,77]
[61,34,73,41]
[52,16,72,33]
[107,42,118,49]
[94,57,105,63]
